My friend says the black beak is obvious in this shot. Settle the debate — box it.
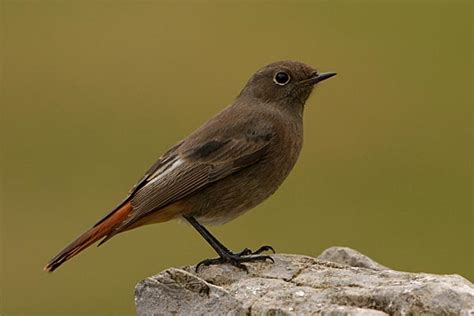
[313,72,337,83]
[299,71,337,86]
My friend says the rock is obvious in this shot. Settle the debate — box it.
[135,247,474,315]
[317,246,389,271]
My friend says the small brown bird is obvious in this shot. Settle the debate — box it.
[44,60,336,272]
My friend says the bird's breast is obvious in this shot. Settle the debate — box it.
[190,117,304,225]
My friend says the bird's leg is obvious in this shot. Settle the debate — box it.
[183,215,274,272]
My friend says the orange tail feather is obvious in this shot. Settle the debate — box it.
[44,202,132,272]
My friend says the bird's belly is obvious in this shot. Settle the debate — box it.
[186,157,295,225]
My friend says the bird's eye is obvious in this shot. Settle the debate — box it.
[273,72,291,86]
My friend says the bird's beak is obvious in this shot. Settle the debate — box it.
[298,71,337,86]
[315,72,337,83]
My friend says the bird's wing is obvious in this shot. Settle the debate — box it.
[100,132,274,241]
[92,140,184,228]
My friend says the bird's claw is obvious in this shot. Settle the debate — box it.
[195,245,275,272]
[235,245,275,256]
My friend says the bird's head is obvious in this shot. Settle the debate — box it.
[238,60,336,113]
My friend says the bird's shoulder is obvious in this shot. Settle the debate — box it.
[180,104,282,149]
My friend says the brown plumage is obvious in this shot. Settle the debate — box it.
[44,60,336,272]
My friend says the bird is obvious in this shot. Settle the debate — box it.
[44,60,336,272]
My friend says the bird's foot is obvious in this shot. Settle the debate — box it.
[195,245,275,272]
[234,245,275,256]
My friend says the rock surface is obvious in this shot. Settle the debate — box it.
[135,247,474,315]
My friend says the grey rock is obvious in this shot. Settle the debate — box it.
[135,247,474,315]
[317,246,389,271]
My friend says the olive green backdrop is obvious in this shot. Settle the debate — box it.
[1,1,472,315]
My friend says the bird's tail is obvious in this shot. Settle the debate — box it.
[43,202,133,272]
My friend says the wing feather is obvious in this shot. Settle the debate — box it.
[103,135,273,237]
[92,141,183,228]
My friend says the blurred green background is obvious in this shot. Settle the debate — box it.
[1,1,472,315]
